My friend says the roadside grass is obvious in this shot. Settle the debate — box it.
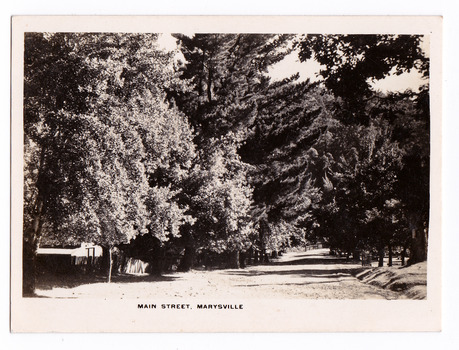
[352,261,427,299]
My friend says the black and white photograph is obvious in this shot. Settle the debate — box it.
[10,16,442,333]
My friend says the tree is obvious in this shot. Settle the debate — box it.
[239,81,336,255]
[171,34,293,267]
[296,34,428,123]
[295,34,430,264]
[175,134,254,270]
[23,33,195,292]
[172,34,292,143]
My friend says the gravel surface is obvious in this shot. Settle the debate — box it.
[34,249,407,300]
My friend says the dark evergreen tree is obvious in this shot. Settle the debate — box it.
[171,34,294,268]
[295,34,430,263]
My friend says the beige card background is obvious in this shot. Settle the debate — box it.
[10,15,442,333]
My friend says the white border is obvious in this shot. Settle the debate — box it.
[10,15,442,334]
[3,1,457,347]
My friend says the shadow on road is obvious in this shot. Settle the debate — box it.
[224,268,352,278]
[34,250,358,295]
[35,272,179,291]
[269,256,356,266]
[233,280,343,288]
[222,251,359,280]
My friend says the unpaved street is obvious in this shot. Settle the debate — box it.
[35,249,405,299]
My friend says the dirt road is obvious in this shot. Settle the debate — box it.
[35,249,405,299]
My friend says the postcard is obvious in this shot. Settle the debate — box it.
[11,15,442,332]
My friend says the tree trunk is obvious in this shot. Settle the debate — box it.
[23,198,45,296]
[178,232,196,272]
[262,250,270,264]
[239,251,247,268]
[409,227,428,265]
[253,250,259,264]
[228,250,240,269]
[117,250,127,275]
[353,249,360,262]
[388,243,393,267]
[247,247,253,265]
[23,231,38,296]
[207,66,213,102]
[178,245,195,272]
[148,239,165,275]
[378,246,384,267]
[101,246,110,272]
[401,245,407,266]
[23,147,47,296]
[107,247,113,283]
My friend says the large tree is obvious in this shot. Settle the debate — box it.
[239,80,329,254]
[172,34,292,142]
[296,34,428,123]
[171,34,293,267]
[295,34,430,264]
[23,33,195,292]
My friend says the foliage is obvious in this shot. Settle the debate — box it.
[23,33,196,289]
[171,34,293,263]
[296,34,428,123]
[23,32,431,289]
[191,135,254,254]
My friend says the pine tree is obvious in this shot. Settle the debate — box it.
[170,34,295,268]
[295,34,430,263]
